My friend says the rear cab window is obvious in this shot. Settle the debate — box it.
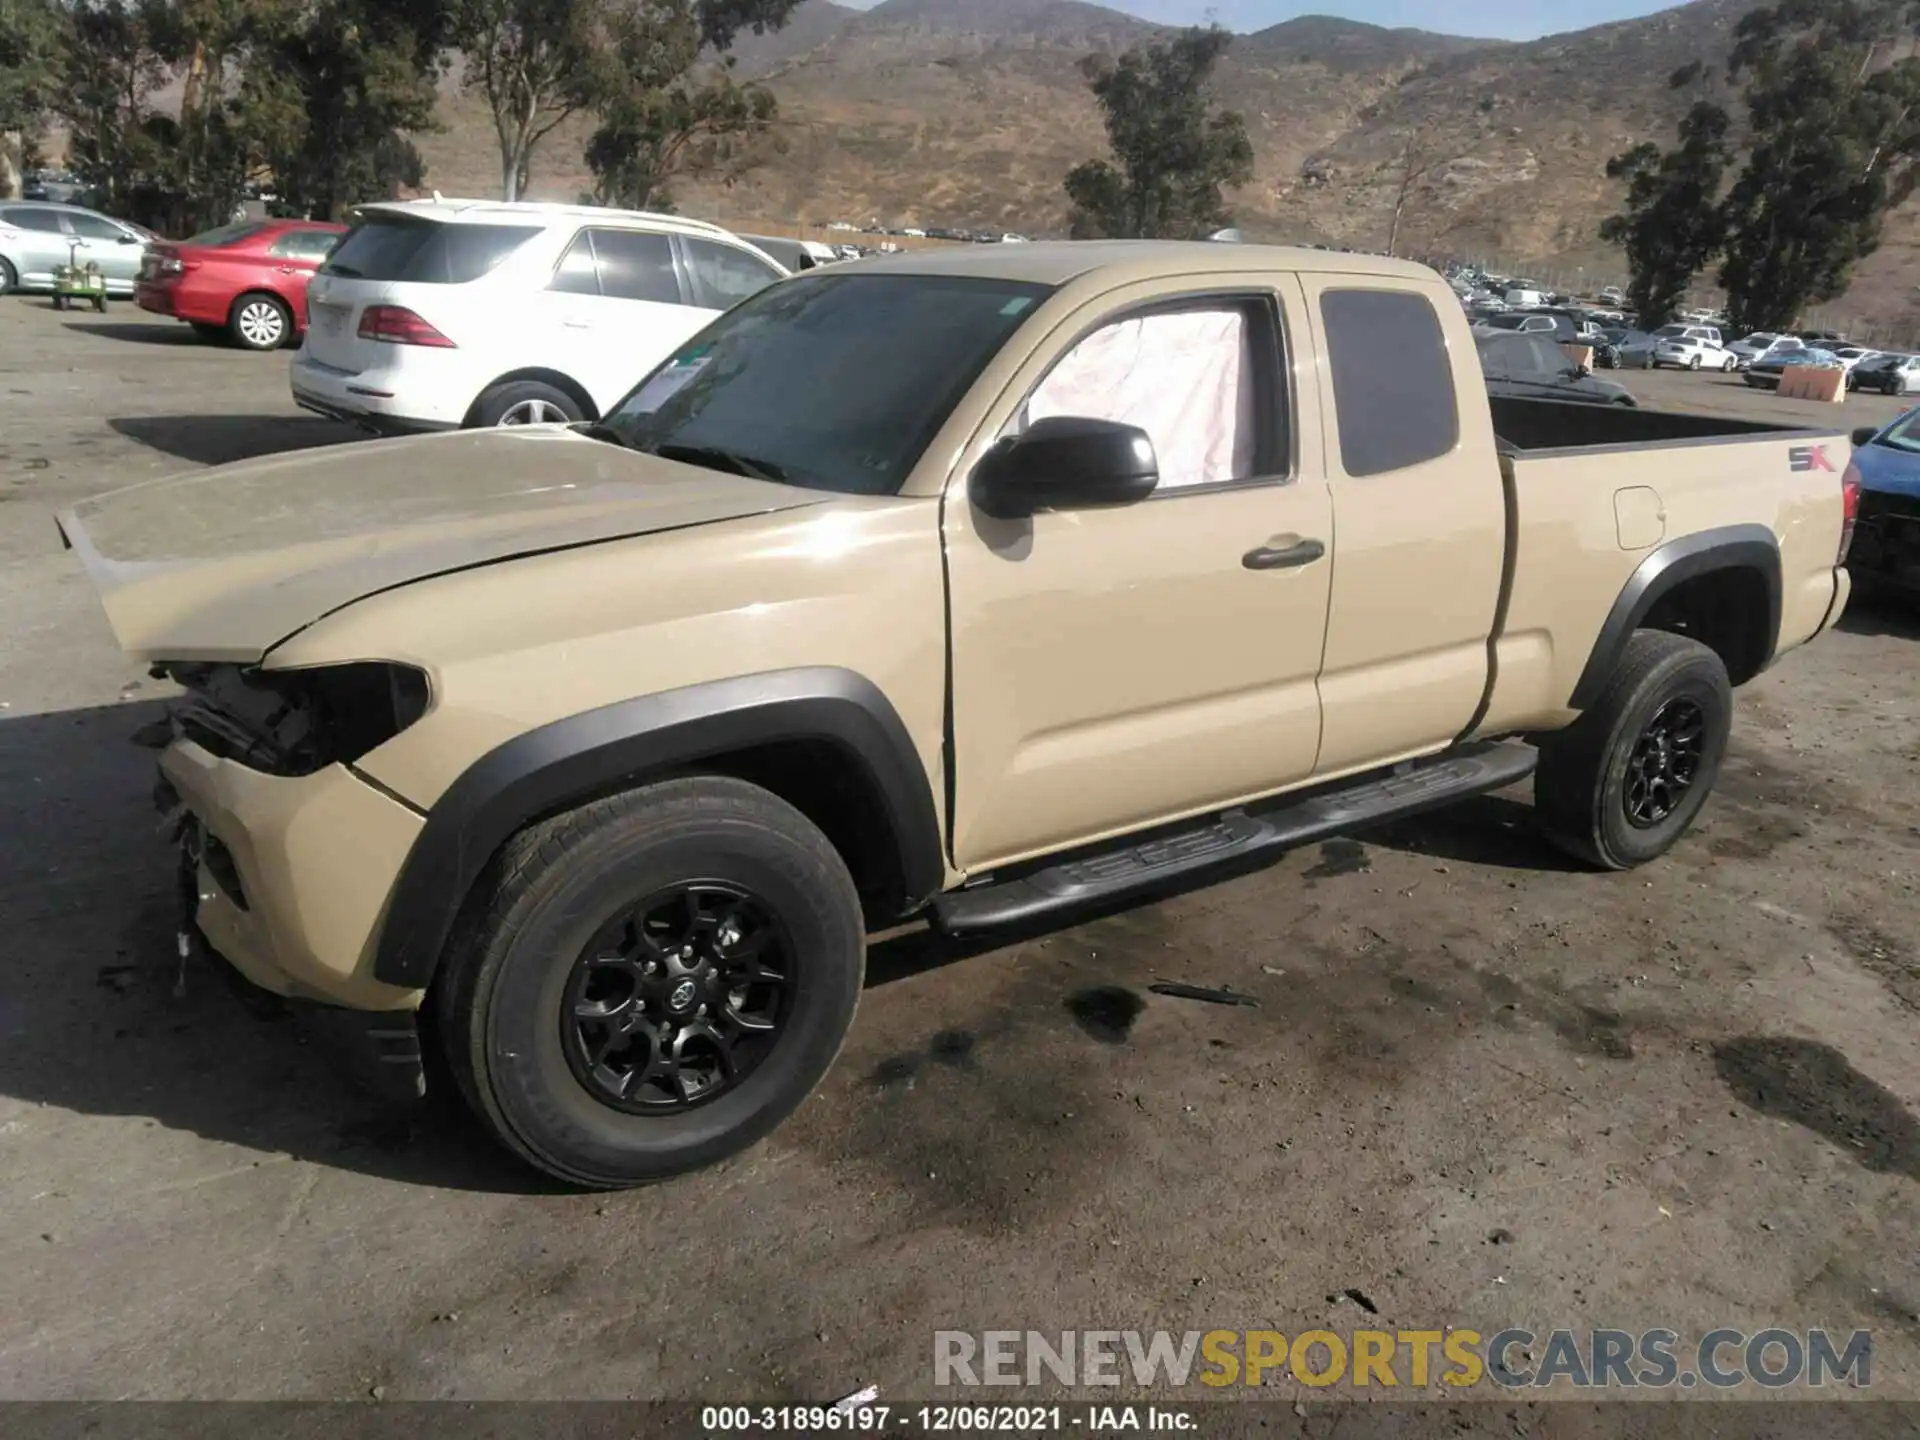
[321,216,540,284]
[1318,287,1459,476]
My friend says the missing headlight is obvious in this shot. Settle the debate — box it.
[158,661,431,776]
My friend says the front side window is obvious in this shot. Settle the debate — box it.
[65,211,132,241]
[681,237,783,309]
[321,218,539,284]
[1017,302,1269,490]
[1319,288,1459,477]
[603,273,1051,496]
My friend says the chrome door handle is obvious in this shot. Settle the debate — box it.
[1243,538,1326,570]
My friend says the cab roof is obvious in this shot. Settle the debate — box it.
[844,239,1441,288]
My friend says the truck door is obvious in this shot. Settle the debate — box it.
[1296,277,1507,775]
[942,280,1334,871]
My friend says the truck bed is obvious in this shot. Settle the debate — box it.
[1476,394,1849,740]
[1488,394,1803,452]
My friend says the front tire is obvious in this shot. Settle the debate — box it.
[1534,630,1732,871]
[472,379,584,428]
[229,292,291,351]
[1722,356,1737,372]
[436,776,865,1188]
[0,257,16,295]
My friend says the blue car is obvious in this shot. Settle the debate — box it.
[1847,409,1920,593]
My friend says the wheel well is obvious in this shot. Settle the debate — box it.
[1640,567,1772,685]
[697,740,910,924]
[466,369,599,424]
[228,289,288,322]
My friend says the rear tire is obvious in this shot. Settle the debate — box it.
[1534,630,1732,871]
[435,776,865,1189]
[229,292,291,351]
[1688,354,1702,371]
[472,379,585,428]
[0,257,15,295]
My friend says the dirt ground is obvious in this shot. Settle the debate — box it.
[0,300,1916,1415]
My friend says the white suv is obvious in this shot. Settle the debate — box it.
[290,200,788,432]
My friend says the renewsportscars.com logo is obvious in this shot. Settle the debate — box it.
[932,1328,1872,1391]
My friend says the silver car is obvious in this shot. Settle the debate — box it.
[0,201,151,297]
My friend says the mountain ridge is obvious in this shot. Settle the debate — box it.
[406,0,1920,333]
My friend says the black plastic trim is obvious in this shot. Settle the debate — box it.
[1568,523,1782,710]
[933,741,1538,935]
[371,667,944,989]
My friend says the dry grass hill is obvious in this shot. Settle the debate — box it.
[404,0,1920,335]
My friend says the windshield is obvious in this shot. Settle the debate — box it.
[600,272,1053,496]
[1872,411,1920,453]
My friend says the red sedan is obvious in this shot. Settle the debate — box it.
[136,217,348,351]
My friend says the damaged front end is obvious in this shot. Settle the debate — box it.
[146,660,435,1102]
[146,660,432,777]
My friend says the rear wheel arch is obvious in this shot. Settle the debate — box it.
[1569,525,1782,710]
[373,668,945,990]
[466,369,599,426]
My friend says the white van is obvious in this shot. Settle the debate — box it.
[1504,288,1546,308]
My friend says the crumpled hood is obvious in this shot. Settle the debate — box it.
[1853,440,1920,502]
[57,426,825,661]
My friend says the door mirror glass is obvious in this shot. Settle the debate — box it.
[971,415,1159,520]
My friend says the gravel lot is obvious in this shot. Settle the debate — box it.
[1,300,1917,1411]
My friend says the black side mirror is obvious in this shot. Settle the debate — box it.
[1851,426,1880,447]
[971,415,1160,520]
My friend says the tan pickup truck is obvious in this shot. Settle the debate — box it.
[58,242,1856,1187]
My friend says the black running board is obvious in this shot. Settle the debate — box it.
[932,741,1537,935]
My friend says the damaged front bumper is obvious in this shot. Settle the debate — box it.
[157,733,428,1045]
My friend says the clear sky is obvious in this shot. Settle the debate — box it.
[836,0,1687,42]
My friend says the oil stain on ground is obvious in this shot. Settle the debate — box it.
[1066,985,1145,1044]
[1713,1036,1920,1180]
[1304,839,1371,880]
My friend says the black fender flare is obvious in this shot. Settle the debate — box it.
[1568,524,1782,710]
[371,667,944,989]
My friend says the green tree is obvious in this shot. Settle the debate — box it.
[1599,68,1731,330]
[1,0,62,196]
[51,0,174,214]
[450,0,607,202]
[581,0,797,211]
[263,0,449,220]
[1062,25,1253,240]
[1714,0,1920,332]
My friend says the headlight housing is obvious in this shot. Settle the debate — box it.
[156,661,431,776]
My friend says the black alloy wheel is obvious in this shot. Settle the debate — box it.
[1622,697,1706,828]
[562,881,792,1113]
